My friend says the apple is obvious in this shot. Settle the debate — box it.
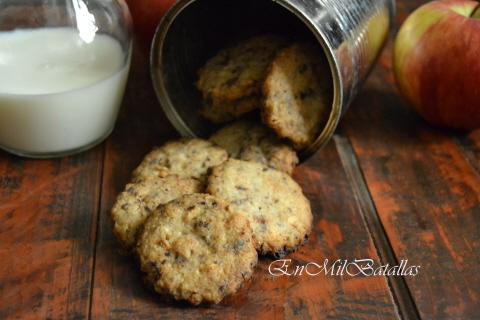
[125,0,176,49]
[393,0,480,130]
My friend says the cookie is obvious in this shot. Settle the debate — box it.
[197,35,287,123]
[132,139,228,183]
[262,43,332,149]
[207,159,312,256]
[111,176,202,249]
[200,95,260,124]
[210,120,299,175]
[136,193,257,305]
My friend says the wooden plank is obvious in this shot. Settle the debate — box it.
[91,45,399,319]
[341,3,480,316]
[0,149,104,319]
[335,134,420,320]
[455,130,480,177]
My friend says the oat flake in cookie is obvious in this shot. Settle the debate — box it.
[207,159,312,256]
[210,120,299,175]
[136,194,258,305]
[197,35,287,123]
[132,139,228,183]
[111,176,202,249]
[262,43,332,149]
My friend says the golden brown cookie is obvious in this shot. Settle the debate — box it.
[262,43,332,149]
[197,35,287,123]
[207,159,312,256]
[209,120,298,175]
[132,139,228,183]
[136,194,258,305]
[111,176,202,249]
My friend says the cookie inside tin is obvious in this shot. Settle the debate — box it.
[151,0,335,159]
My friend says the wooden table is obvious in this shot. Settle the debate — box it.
[1,1,479,319]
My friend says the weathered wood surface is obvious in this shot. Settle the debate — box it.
[339,1,480,319]
[0,0,479,319]
[0,150,104,319]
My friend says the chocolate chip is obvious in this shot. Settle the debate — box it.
[225,75,239,88]
[254,216,266,225]
[233,240,245,254]
[299,87,314,100]
[194,220,210,229]
[147,262,161,280]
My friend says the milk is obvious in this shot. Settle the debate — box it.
[0,27,130,156]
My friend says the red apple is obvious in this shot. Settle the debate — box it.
[125,0,176,49]
[393,0,480,130]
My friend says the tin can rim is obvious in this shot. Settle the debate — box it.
[150,0,198,138]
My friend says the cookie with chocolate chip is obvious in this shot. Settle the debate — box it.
[197,35,287,123]
[111,176,202,249]
[207,159,312,256]
[210,120,299,175]
[262,43,332,149]
[132,139,228,184]
[136,193,257,305]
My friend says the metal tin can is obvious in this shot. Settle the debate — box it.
[151,0,395,159]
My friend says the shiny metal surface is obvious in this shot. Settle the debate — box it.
[151,0,395,159]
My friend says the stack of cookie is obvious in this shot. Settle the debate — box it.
[110,34,331,306]
[197,35,332,150]
[111,136,312,305]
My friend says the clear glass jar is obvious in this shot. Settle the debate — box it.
[0,0,133,158]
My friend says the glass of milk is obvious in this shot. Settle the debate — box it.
[0,0,132,158]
